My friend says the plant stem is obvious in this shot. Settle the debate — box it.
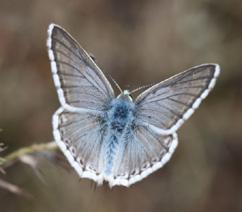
[0,142,58,167]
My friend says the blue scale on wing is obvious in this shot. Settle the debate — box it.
[104,98,135,174]
[105,135,119,174]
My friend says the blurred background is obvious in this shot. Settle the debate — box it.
[0,0,242,211]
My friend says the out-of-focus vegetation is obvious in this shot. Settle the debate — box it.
[0,0,242,211]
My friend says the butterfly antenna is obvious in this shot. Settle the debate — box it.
[130,83,154,95]
[109,75,123,93]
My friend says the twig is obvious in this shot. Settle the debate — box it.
[0,142,58,167]
[0,179,23,195]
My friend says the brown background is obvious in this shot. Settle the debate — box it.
[0,0,242,211]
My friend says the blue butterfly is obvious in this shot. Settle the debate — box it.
[47,23,220,187]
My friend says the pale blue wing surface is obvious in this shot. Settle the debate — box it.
[47,24,116,184]
[135,64,220,134]
[47,24,221,187]
[47,24,114,111]
[109,126,177,186]
[53,107,107,182]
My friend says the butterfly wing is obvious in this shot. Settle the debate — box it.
[106,64,220,186]
[53,108,107,184]
[47,24,115,184]
[47,24,114,112]
[47,25,220,187]
[108,126,178,187]
[135,64,220,135]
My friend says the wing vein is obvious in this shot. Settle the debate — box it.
[51,37,83,61]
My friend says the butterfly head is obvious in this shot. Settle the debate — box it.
[117,90,133,102]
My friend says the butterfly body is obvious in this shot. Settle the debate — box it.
[47,23,220,187]
[101,92,135,175]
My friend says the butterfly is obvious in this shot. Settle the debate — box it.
[47,23,220,187]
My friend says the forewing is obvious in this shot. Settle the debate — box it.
[53,107,107,184]
[47,24,114,111]
[135,64,220,134]
[108,126,177,187]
